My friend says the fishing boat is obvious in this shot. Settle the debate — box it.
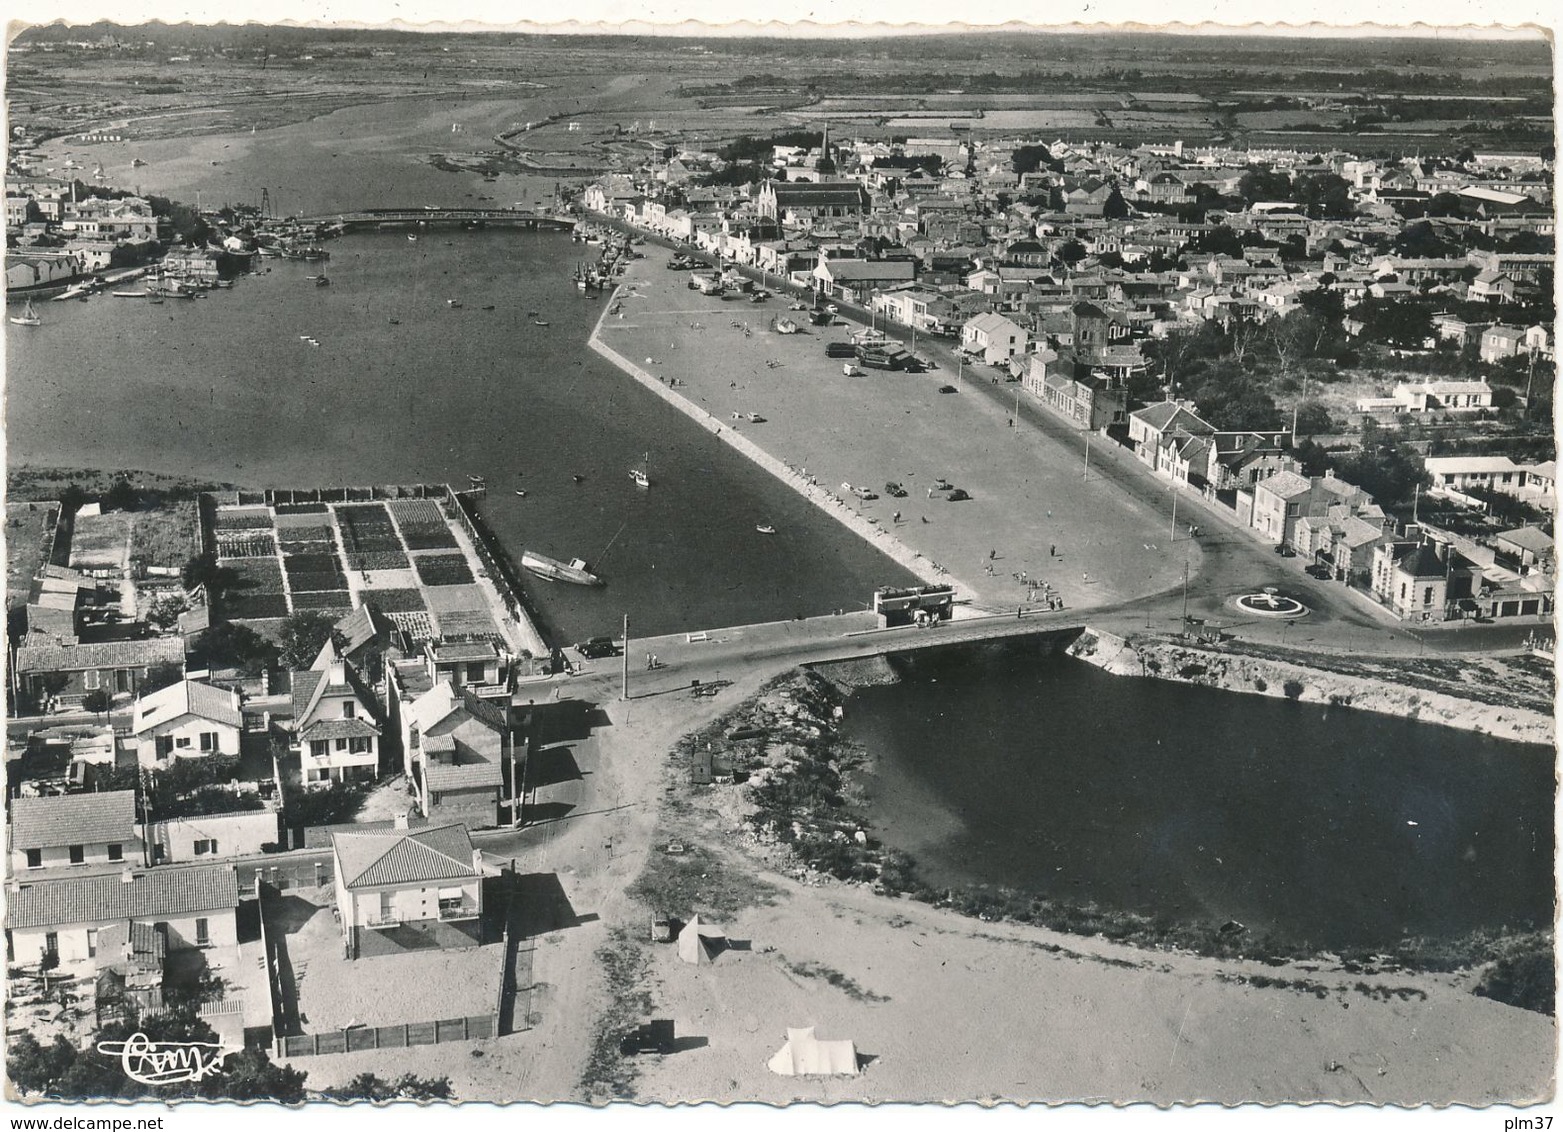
[481,305,496,311]
[514,489,527,498]
[111,290,147,298]
[630,454,651,489]
[9,299,41,326]
[521,550,603,586]
[756,524,776,535]
[467,474,487,485]
[407,235,419,242]
[534,319,550,327]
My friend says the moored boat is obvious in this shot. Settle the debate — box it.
[756,524,776,535]
[521,550,603,586]
[9,299,41,326]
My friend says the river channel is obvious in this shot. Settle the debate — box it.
[849,642,1555,949]
[5,230,917,640]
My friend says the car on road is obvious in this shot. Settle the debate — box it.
[884,482,908,497]
[1305,563,1333,580]
[1275,545,1297,558]
[619,1020,676,1056]
[577,636,621,658]
[850,486,879,501]
[938,384,957,394]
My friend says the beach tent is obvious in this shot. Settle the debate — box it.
[767,1027,860,1077]
[677,914,726,965]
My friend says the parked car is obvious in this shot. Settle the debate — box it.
[946,488,971,502]
[884,482,908,498]
[1305,563,1333,580]
[850,486,879,501]
[1276,545,1297,558]
[938,384,957,394]
[577,636,621,658]
[619,1020,676,1056]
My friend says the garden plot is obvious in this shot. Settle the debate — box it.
[423,584,488,614]
[282,551,347,593]
[432,609,502,639]
[69,511,133,571]
[413,554,475,587]
[357,568,420,590]
[222,556,290,620]
[355,588,428,614]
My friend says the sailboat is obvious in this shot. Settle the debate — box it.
[9,299,41,326]
[630,453,651,489]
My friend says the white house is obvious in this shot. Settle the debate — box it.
[5,863,240,971]
[961,312,1029,364]
[330,820,485,959]
[9,791,142,873]
[149,809,282,864]
[292,641,382,788]
[131,679,243,768]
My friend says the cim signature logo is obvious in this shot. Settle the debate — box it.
[96,1032,235,1086]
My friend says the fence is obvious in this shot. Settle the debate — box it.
[277,1014,496,1058]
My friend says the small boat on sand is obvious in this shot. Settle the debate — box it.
[514,489,527,498]
[756,524,776,535]
[534,319,550,327]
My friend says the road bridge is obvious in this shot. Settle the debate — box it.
[292,207,576,231]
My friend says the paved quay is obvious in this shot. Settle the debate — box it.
[591,251,1198,615]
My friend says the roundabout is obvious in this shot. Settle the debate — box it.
[1233,586,1309,619]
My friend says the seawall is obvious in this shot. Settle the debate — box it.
[1067,628,1554,745]
[587,289,969,601]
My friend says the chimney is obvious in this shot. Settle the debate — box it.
[393,810,409,831]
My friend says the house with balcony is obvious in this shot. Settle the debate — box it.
[330,819,485,959]
[424,639,507,697]
[292,641,382,788]
[5,863,240,973]
[9,790,142,874]
[131,679,244,769]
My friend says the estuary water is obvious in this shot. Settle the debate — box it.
[849,642,1555,948]
[5,230,917,640]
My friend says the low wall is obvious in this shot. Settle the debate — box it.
[1067,628,1553,745]
[277,1014,495,1058]
[150,809,281,863]
[587,296,966,600]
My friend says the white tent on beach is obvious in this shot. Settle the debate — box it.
[767,1027,860,1077]
[677,914,726,965]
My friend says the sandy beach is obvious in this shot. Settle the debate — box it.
[591,253,1201,616]
[285,645,1555,1105]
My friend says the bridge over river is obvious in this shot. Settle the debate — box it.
[294,207,577,232]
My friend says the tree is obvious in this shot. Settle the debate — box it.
[1238,167,1291,203]
[8,1011,306,1102]
[1055,239,1087,268]
[147,595,191,631]
[81,689,112,719]
[285,780,368,830]
[102,479,140,512]
[189,621,278,676]
[1293,400,1334,437]
[1291,173,1353,220]
[181,553,240,599]
[324,1072,454,1101]
[278,611,338,671]
[1102,184,1131,220]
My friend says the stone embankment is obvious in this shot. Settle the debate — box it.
[1068,628,1554,745]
